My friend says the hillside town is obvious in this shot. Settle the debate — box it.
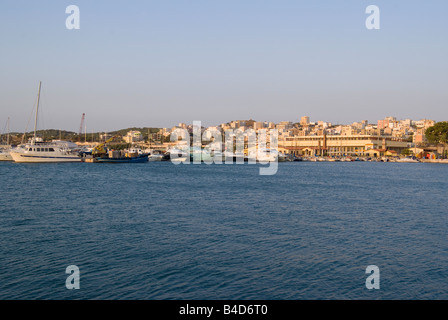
[72,116,445,160]
[1,116,447,162]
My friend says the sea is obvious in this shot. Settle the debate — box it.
[0,161,447,300]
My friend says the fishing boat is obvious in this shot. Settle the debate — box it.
[95,154,149,163]
[9,82,82,163]
[91,148,149,163]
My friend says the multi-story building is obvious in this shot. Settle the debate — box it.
[413,127,428,144]
[253,121,265,130]
[300,116,310,126]
[276,121,293,130]
[414,119,435,129]
[123,130,143,143]
[378,117,398,130]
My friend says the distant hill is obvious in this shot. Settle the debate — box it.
[108,127,161,136]
[4,127,161,144]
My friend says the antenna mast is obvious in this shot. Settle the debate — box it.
[79,113,86,142]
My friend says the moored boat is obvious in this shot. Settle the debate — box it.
[165,148,189,162]
[95,154,149,163]
[148,152,164,161]
[10,139,82,163]
[396,157,420,163]
[0,149,13,161]
[9,82,82,163]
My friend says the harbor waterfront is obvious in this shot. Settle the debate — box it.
[0,161,447,299]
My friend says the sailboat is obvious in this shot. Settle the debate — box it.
[0,117,13,161]
[9,82,82,163]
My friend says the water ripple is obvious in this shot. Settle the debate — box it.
[0,162,447,299]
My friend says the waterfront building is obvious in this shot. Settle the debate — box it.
[280,134,410,157]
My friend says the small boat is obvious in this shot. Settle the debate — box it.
[0,148,13,161]
[147,149,165,161]
[220,151,247,162]
[277,152,287,162]
[148,153,164,161]
[256,148,281,162]
[396,157,419,163]
[165,148,189,162]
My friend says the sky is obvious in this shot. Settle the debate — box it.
[0,0,447,132]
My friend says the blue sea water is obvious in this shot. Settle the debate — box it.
[0,161,447,300]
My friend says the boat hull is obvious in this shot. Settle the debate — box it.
[10,152,81,163]
[95,155,149,163]
[0,152,13,161]
[148,155,164,161]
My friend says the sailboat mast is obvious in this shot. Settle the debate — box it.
[6,117,10,145]
[33,81,42,143]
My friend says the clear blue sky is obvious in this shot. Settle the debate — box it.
[0,0,447,132]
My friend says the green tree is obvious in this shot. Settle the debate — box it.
[426,122,448,144]
[426,122,448,159]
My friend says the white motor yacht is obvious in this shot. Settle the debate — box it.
[9,82,82,163]
[10,140,82,163]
